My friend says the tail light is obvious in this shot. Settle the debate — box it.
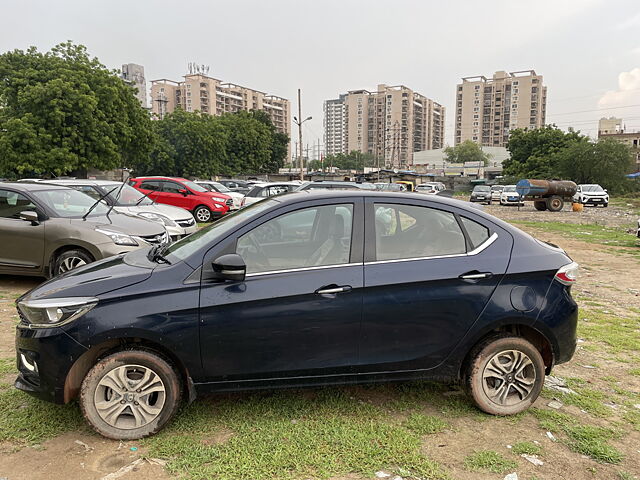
[555,262,579,285]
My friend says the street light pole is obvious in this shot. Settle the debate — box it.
[293,88,312,182]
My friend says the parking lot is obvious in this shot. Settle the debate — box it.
[1,199,639,480]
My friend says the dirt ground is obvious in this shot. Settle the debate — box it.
[0,202,639,480]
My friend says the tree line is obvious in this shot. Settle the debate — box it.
[0,42,288,180]
[502,125,637,194]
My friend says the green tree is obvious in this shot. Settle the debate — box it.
[0,42,153,178]
[553,138,634,193]
[218,111,274,175]
[502,125,584,178]
[443,140,490,165]
[248,110,289,173]
[322,151,378,171]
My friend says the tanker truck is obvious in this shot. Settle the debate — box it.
[515,179,578,212]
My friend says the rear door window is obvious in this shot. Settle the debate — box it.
[460,216,490,249]
[373,203,466,261]
[139,181,161,191]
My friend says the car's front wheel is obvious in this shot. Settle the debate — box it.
[80,350,182,440]
[466,336,544,415]
[193,205,212,223]
[53,249,94,277]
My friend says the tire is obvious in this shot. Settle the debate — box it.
[533,201,547,211]
[53,249,94,277]
[80,350,182,440]
[193,205,212,223]
[545,195,564,212]
[466,336,545,416]
[602,203,608,208]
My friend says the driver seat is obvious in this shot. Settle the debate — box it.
[307,214,347,266]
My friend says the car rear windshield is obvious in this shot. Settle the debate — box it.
[32,188,110,218]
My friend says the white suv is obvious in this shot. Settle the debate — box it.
[573,184,609,207]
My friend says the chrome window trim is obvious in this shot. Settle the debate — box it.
[245,262,362,278]
[364,232,498,266]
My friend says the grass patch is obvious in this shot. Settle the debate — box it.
[512,220,639,248]
[144,389,449,480]
[629,368,640,376]
[578,310,640,355]
[0,388,85,444]
[555,384,611,417]
[463,450,517,474]
[531,409,623,464]
[402,413,447,435]
[0,357,16,376]
[619,471,639,480]
[511,441,543,456]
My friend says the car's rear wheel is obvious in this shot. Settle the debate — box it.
[466,336,544,415]
[194,205,212,223]
[80,350,182,440]
[533,200,547,211]
[53,249,94,277]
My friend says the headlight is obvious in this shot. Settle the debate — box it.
[138,212,177,227]
[213,203,224,209]
[17,297,98,328]
[95,228,139,246]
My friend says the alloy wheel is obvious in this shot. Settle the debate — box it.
[58,256,87,274]
[94,364,166,429]
[196,208,211,222]
[481,350,536,406]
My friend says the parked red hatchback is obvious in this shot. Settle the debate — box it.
[129,177,231,222]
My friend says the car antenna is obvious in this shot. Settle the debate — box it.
[105,181,127,219]
[82,185,119,220]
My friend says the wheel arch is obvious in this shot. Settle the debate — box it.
[47,244,97,277]
[63,337,194,404]
[458,322,554,381]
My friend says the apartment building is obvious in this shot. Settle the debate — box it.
[150,74,290,137]
[121,63,148,109]
[323,84,445,168]
[598,117,623,135]
[455,70,547,147]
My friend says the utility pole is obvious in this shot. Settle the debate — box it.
[293,89,312,182]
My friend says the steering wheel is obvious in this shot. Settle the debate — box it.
[242,233,271,269]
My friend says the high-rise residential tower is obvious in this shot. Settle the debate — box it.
[455,70,546,147]
[121,63,148,109]
[323,84,445,168]
[150,73,290,138]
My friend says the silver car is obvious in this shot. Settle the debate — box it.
[194,180,244,210]
[0,183,169,277]
[42,179,197,240]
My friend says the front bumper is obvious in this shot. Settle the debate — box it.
[501,197,523,204]
[470,197,490,202]
[581,197,608,205]
[14,323,88,404]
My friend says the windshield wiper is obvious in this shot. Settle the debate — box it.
[147,244,171,264]
[82,186,119,220]
[105,182,127,219]
[134,189,155,206]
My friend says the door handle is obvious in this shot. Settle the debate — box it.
[459,272,493,280]
[315,285,352,295]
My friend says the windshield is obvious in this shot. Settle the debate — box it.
[491,186,504,191]
[210,182,231,192]
[33,188,110,218]
[473,186,491,192]
[582,185,604,192]
[164,199,278,261]
[503,186,516,192]
[100,183,153,206]
[183,180,208,193]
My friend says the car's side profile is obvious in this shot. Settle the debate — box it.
[129,177,231,222]
[14,191,578,440]
[241,182,299,207]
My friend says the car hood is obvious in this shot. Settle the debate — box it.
[18,249,155,301]
[117,204,194,221]
[582,192,607,196]
[71,213,166,236]
[202,191,230,201]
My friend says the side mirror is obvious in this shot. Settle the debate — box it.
[211,254,246,282]
[19,211,39,225]
[179,189,189,196]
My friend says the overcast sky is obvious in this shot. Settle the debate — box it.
[2,0,640,156]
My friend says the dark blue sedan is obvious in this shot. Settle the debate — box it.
[14,190,578,439]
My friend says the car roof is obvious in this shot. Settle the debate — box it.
[0,182,74,192]
[41,179,121,186]
[131,176,189,182]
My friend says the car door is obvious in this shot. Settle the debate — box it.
[198,198,364,384]
[0,189,45,274]
[357,198,512,373]
[160,181,193,210]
